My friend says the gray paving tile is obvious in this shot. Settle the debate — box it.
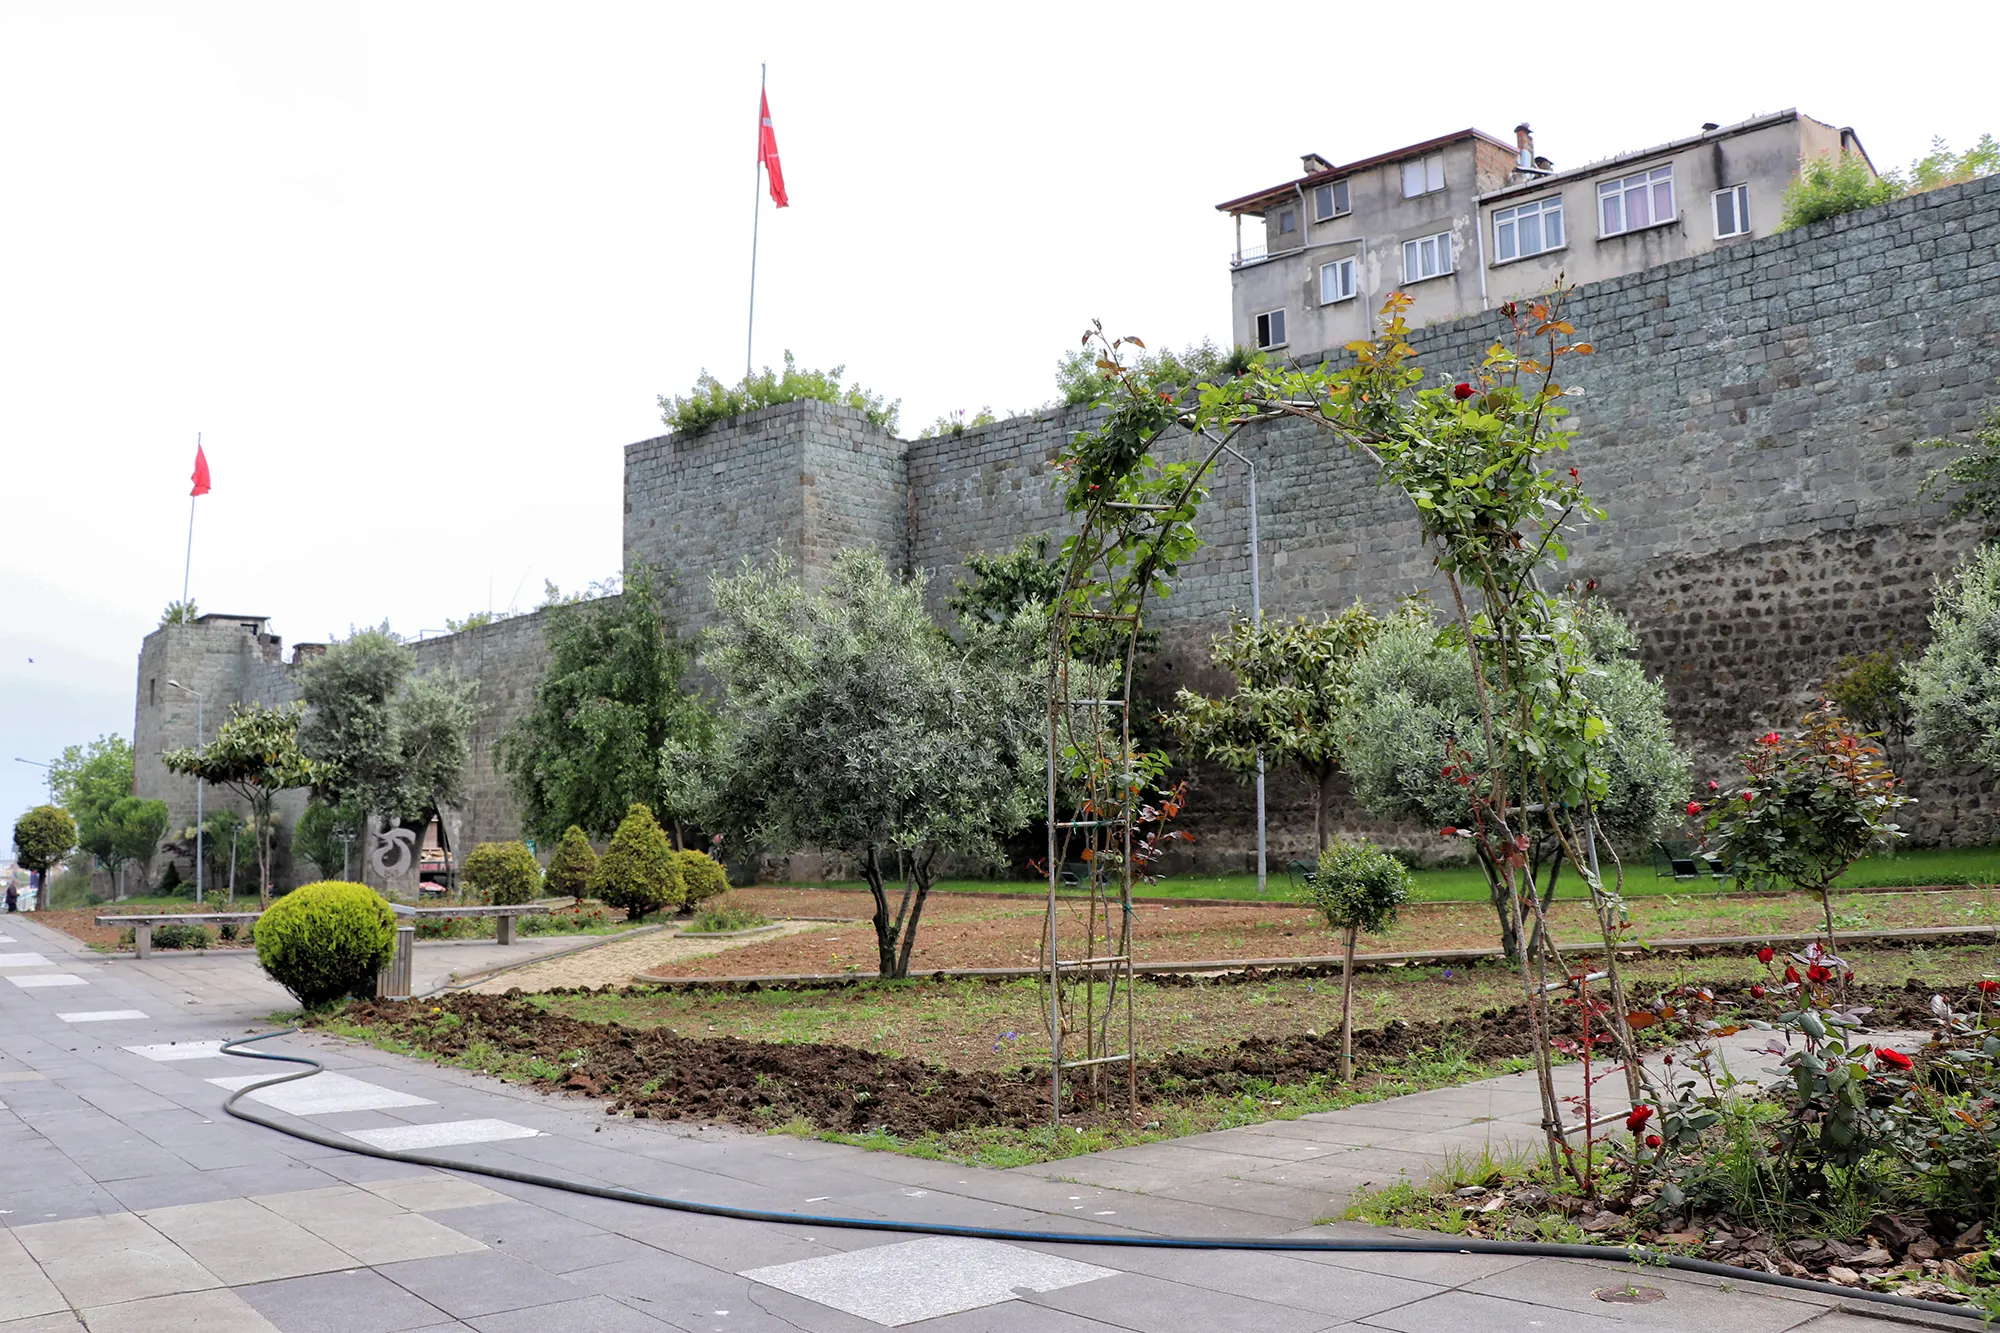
[139,1197,354,1285]
[76,1287,281,1332]
[377,1249,589,1318]
[1027,1271,1335,1333]
[0,1227,66,1322]
[238,1268,454,1333]
[1358,1288,1633,1332]
[1026,1246,1437,1320]
[424,1201,654,1274]
[0,1313,86,1332]
[465,1295,682,1332]
[1459,1256,1829,1332]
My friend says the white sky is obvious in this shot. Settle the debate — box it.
[2,0,1992,828]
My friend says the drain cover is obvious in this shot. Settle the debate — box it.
[1594,1285,1667,1304]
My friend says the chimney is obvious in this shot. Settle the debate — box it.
[1701,122,1719,133]
[1301,152,1332,174]
[1514,123,1535,171]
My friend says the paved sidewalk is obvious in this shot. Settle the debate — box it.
[0,913,1969,1332]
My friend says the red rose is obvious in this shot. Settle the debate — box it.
[1686,802,1703,817]
[1785,965,1802,985]
[1707,780,1719,792]
[1759,731,1781,745]
[1807,963,1831,984]
[1876,1048,1914,1071]
[1453,382,1475,400]
[1979,980,2000,995]
[1568,467,1580,480]
[1750,984,1766,998]
[1625,1105,1653,1133]
[1644,1134,1663,1149]
[1440,827,1457,837]
[1741,791,1756,803]
[1757,946,1775,964]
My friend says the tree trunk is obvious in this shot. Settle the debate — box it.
[1315,767,1336,853]
[862,845,899,978]
[1340,923,1358,1081]
[1477,846,1520,963]
[894,851,937,980]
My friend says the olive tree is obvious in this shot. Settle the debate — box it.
[1907,543,2000,775]
[1338,599,1688,961]
[705,549,1040,978]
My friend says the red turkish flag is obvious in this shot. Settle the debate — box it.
[190,444,211,497]
[759,89,788,208]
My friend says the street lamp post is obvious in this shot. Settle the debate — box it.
[13,758,54,803]
[1217,444,1266,897]
[166,680,204,904]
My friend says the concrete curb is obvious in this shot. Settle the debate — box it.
[631,922,2000,989]
[424,923,673,995]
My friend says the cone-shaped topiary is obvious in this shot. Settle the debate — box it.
[674,849,729,908]
[254,880,398,1008]
[544,825,598,899]
[462,841,542,906]
[588,804,682,920]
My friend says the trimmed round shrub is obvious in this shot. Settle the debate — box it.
[1307,841,1412,938]
[587,804,682,921]
[254,880,398,1007]
[462,840,542,906]
[544,825,598,898]
[151,921,212,950]
[675,849,729,908]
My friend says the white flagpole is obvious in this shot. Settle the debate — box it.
[182,431,199,606]
[746,63,766,382]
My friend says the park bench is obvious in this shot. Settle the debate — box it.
[389,900,556,945]
[1651,841,1729,882]
[95,912,261,959]
[1286,860,1320,896]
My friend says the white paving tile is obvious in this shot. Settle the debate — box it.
[741,1237,1118,1326]
[8,974,86,988]
[207,1072,435,1115]
[0,953,54,968]
[343,1119,540,1151]
[0,933,16,942]
[125,1042,229,1063]
[59,1010,149,1023]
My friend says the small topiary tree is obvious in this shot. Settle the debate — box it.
[254,880,398,1008]
[544,825,598,899]
[674,849,729,909]
[1304,841,1412,1080]
[588,804,682,921]
[461,841,543,906]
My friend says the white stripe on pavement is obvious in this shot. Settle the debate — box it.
[345,1119,541,1150]
[59,1010,149,1023]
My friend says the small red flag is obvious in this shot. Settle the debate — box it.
[758,88,788,208]
[190,444,211,497]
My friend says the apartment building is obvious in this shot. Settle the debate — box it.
[1218,110,1874,359]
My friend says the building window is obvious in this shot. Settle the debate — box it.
[1313,180,1350,222]
[1492,196,1565,262]
[1255,308,1287,349]
[1401,152,1445,198]
[1319,257,1357,305]
[1713,183,1751,238]
[1401,232,1453,283]
[149,678,157,707]
[1276,207,1298,236]
[1598,164,1675,236]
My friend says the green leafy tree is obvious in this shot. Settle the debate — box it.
[461,841,543,905]
[12,805,77,890]
[49,735,154,894]
[292,800,362,880]
[1702,705,1910,959]
[162,702,330,904]
[1907,543,2000,774]
[99,797,169,897]
[296,627,480,866]
[544,825,598,898]
[1901,133,1999,192]
[1305,841,1411,1080]
[497,565,713,846]
[1822,646,1913,764]
[1052,337,1257,409]
[198,810,253,892]
[1918,401,2000,524]
[661,350,899,435]
[588,803,682,920]
[705,550,1041,978]
[1165,605,1383,852]
[159,599,200,626]
[1777,152,1899,231]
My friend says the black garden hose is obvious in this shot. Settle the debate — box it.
[218,1031,1979,1325]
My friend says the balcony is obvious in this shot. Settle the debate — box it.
[1230,242,1269,269]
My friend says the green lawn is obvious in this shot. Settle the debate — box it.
[798,843,2000,906]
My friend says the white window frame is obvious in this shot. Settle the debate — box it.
[1401,152,1445,199]
[1401,232,1453,284]
[1318,256,1357,305]
[1491,195,1565,264]
[1598,164,1676,237]
[1313,179,1351,222]
[1712,183,1751,239]
[1255,308,1288,349]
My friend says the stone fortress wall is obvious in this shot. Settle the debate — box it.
[134,174,2000,877]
